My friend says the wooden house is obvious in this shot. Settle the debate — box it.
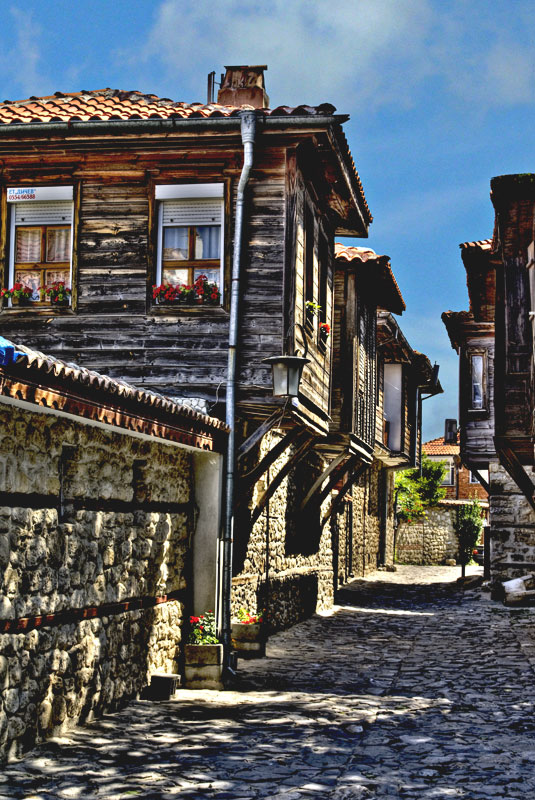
[443,225,535,579]
[329,247,441,584]
[490,174,535,505]
[0,67,443,626]
[442,239,496,489]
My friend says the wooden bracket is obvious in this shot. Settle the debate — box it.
[299,452,354,513]
[238,426,302,497]
[249,430,317,527]
[495,439,535,512]
[321,463,367,528]
[237,408,285,463]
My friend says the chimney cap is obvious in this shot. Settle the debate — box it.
[218,65,269,109]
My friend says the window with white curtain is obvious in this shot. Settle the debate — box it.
[155,184,224,300]
[8,192,73,303]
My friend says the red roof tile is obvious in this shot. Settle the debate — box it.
[459,239,493,251]
[0,89,372,227]
[423,436,459,455]
[334,243,405,312]
[0,89,340,125]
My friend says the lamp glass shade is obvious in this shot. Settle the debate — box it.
[262,355,311,397]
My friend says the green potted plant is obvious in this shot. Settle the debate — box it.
[45,281,71,306]
[231,607,266,659]
[184,611,223,689]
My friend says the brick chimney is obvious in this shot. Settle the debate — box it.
[217,65,269,109]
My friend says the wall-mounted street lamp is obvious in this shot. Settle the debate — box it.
[262,354,311,397]
[262,323,310,397]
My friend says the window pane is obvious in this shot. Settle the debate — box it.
[45,268,70,288]
[163,267,189,286]
[194,226,220,260]
[471,355,484,408]
[46,227,71,262]
[15,228,41,262]
[193,268,219,287]
[14,268,41,300]
[163,227,188,261]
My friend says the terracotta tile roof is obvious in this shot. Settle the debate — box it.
[459,238,493,251]
[0,89,371,228]
[0,337,227,450]
[334,243,405,313]
[423,435,459,455]
[0,88,340,125]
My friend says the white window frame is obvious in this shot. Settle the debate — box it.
[7,186,74,302]
[441,458,455,486]
[155,183,224,302]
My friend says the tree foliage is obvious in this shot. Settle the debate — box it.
[395,455,447,523]
[455,499,483,566]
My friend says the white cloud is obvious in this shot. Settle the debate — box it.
[134,0,535,114]
[135,0,435,110]
[5,8,50,97]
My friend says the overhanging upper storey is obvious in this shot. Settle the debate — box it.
[334,244,405,314]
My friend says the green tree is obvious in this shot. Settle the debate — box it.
[455,499,483,574]
[395,455,447,523]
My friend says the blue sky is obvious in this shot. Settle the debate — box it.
[2,0,534,440]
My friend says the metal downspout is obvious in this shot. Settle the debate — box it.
[222,110,257,672]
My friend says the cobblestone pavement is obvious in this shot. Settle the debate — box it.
[4,565,535,799]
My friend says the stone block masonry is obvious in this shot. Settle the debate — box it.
[0,405,194,762]
[396,506,458,565]
[489,461,535,579]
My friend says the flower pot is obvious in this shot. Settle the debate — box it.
[11,296,31,307]
[52,298,70,307]
[184,643,224,689]
[231,622,266,659]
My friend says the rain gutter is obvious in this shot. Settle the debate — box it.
[0,115,349,139]
[222,109,258,675]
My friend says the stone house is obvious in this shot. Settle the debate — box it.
[0,336,227,761]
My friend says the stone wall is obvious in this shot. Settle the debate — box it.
[0,404,194,762]
[489,461,535,579]
[396,506,458,565]
[232,429,334,632]
[334,461,395,586]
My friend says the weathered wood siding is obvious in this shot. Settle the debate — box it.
[0,137,308,412]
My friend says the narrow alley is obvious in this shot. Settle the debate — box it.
[4,566,535,800]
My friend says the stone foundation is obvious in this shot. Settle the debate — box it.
[489,461,535,579]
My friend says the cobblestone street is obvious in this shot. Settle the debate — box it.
[4,565,535,799]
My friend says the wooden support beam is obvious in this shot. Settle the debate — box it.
[495,439,535,512]
[299,452,354,512]
[469,467,490,495]
[237,408,285,463]
[321,464,367,528]
[238,426,302,497]
[249,431,317,528]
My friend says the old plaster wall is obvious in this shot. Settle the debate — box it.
[0,404,194,762]
[396,506,458,565]
[232,429,334,632]
[489,461,535,579]
[334,461,395,586]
